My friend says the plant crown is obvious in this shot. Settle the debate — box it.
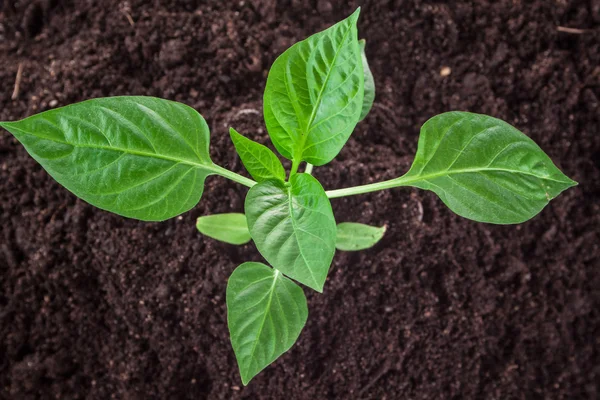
[0,8,577,385]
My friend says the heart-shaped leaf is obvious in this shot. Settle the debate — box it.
[230,128,285,182]
[358,39,375,121]
[196,213,251,245]
[336,222,386,251]
[263,8,364,166]
[0,96,220,221]
[245,174,336,292]
[394,112,577,224]
[227,262,308,385]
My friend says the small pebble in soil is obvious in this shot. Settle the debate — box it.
[317,1,333,14]
[158,39,187,68]
[440,66,451,76]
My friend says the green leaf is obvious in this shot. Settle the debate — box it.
[245,174,336,292]
[358,39,375,121]
[227,262,308,385]
[196,213,251,245]
[229,128,285,183]
[0,96,219,221]
[395,112,577,224]
[263,8,364,166]
[336,222,386,251]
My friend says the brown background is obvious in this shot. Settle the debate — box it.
[0,1,599,399]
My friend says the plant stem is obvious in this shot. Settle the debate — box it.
[304,163,314,175]
[325,175,415,199]
[289,158,301,179]
[210,164,256,188]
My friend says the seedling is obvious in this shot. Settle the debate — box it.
[0,9,576,385]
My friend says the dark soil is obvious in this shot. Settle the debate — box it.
[1,0,599,399]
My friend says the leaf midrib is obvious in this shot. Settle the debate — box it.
[244,269,280,381]
[294,20,354,162]
[9,126,217,174]
[198,221,249,234]
[400,166,573,186]
[287,186,320,289]
[238,139,282,180]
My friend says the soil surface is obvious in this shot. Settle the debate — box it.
[1,1,599,399]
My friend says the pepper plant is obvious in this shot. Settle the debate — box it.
[0,9,576,385]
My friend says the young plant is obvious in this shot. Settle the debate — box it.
[0,8,576,385]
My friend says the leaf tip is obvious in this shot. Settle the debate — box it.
[312,282,324,293]
[240,374,251,386]
[305,276,324,293]
[554,173,578,192]
[350,7,361,22]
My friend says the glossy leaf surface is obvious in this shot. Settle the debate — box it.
[230,128,285,182]
[396,112,577,224]
[245,174,336,292]
[336,222,386,251]
[358,39,375,121]
[0,96,215,221]
[196,213,251,245]
[263,9,364,166]
[227,262,308,385]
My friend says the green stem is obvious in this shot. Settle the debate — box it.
[325,175,416,199]
[210,164,257,188]
[289,158,301,180]
[304,163,314,175]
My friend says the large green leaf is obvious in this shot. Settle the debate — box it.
[394,112,577,224]
[358,39,375,121]
[196,213,251,245]
[229,128,285,182]
[0,96,221,221]
[245,174,336,292]
[336,222,386,251]
[263,8,364,166]
[227,262,308,385]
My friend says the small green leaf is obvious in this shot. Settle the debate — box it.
[394,112,577,224]
[358,39,375,121]
[0,96,218,221]
[245,174,336,292]
[263,8,364,166]
[229,128,285,182]
[196,213,251,245]
[336,222,386,251]
[227,262,308,385]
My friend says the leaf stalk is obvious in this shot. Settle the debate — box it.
[210,164,257,188]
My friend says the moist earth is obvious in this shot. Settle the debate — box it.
[0,1,599,399]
